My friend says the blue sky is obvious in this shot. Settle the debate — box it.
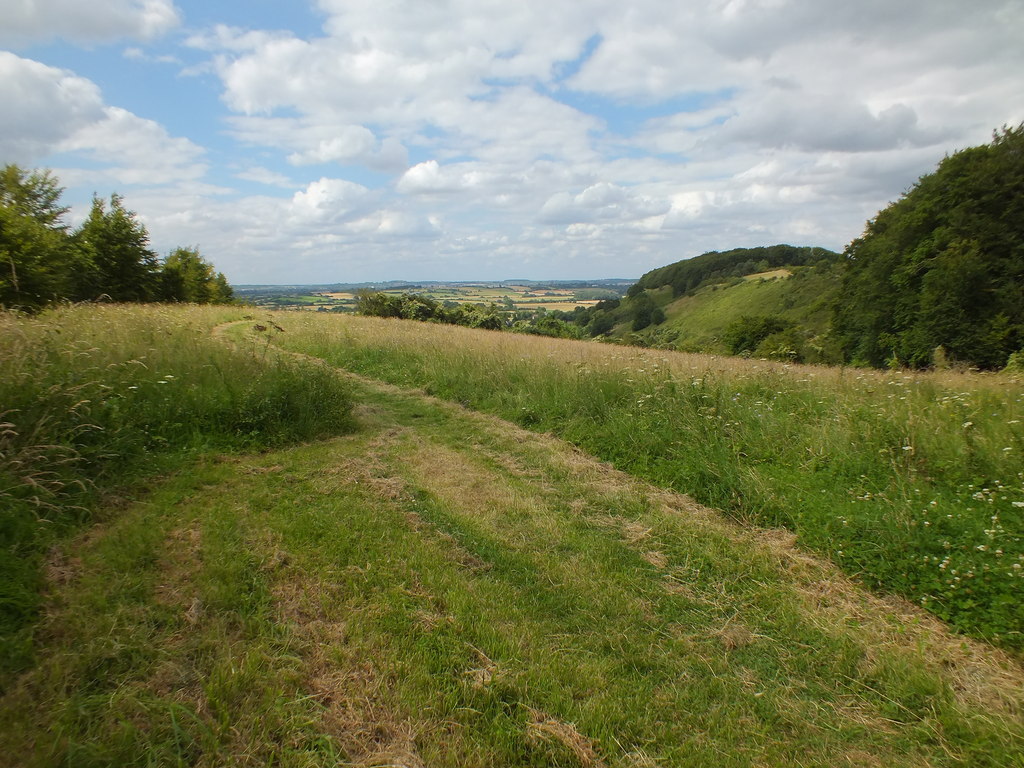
[2,0,1022,284]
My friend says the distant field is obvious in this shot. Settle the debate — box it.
[242,283,610,312]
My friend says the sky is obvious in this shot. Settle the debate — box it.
[2,0,1022,284]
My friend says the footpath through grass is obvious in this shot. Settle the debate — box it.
[3,362,1023,766]
[266,313,1024,649]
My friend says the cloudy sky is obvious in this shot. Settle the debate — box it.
[2,0,1022,284]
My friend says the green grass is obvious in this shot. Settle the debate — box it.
[3,371,1022,766]
[0,304,356,683]
[269,313,1024,649]
[3,308,1023,765]
[629,267,839,355]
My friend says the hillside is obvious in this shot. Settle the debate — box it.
[630,244,840,297]
[570,245,842,362]
[623,262,843,362]
[834,125,1024,369]
[4,307,1023,766]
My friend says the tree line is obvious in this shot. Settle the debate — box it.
[1,165,232,311]
[355,290,590,339]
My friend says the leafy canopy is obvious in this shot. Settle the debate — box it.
[834,125,1024,369]
[0,164,233,311]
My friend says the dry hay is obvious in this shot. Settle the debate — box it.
[465,646,499,690]
[526,708,606,768]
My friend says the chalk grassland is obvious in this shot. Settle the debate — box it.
[270,312,1024,649]
[742,269,793,281]
[2,338,1023,766]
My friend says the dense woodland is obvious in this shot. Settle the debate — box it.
[0,165,232,311]
[833,125,1024,369]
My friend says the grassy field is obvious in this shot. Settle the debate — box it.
[269,312,1024,649]
[0,304,355,681]
[3,305,1023,766]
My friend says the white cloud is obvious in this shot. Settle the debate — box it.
[122,46,181,64]
[540,183,670,226]
[13,0,1024,283]
[289,178,374,225]
[227,116,409,172]
[58,107,206,185]
[0,0,180,47]
[235,166,298,188]
[0,53,105,161]
[0,53,206,188]
[397,160,472,195]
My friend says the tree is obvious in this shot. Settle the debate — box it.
[160,246,234,303]
[0,165,80,309]
[630,291,657,331]
[724,315,791,355]
[834,125,1024,368]
[75,194,159,302]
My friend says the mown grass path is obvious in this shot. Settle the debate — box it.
[2,321,1022,767]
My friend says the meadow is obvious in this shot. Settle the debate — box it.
[0,304,355,679]
[271,312,1024,649]
[3,304,1024,766]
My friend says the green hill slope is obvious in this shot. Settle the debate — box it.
[626,262,843,362]
[588,245,843,362]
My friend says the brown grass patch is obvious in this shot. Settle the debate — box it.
[155,525,203,611]
[44,546,82,588]
[465,646,499,690]
[402,441,529,529]
[272,573,425,766]
[641,550,669,569]
[715,620,756,650]
[526,708,606,767]
[313,428,412,504]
